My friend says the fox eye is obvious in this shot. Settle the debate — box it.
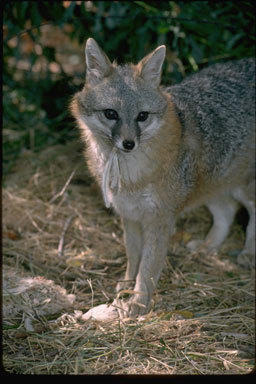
[137,111,149,122]
[104,109,118,120]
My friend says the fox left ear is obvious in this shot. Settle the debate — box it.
[138,45,166,87]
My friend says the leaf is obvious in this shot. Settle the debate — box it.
[3,231,19,240]
[187,54,199,72]
[66,254,86,267]
[189,37,203,62]
[63,1,76,21]
[171,231,192,244]
[226,33,243,50]
[174,310,194,319]
[134,1,158,13]
[158,310,194,320]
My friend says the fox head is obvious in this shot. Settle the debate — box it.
[72,38,167,153]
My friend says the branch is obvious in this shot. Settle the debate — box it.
[58,215,74,258]
[49,166,78,204]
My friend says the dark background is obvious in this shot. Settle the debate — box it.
[3,1,255,178]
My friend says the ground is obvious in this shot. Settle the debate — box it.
[2,138,255,374]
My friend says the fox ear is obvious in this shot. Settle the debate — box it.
[85,38,112,86]
[138,45,166,87]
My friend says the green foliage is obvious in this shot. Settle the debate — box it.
[3,1,255,176]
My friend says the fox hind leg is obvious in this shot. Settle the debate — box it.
[233,186,255,268]
[187,193,239,251]
[205,194,239,249]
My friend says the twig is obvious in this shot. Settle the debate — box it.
[87,279,94,309]
[49,166,78,204]
[181,351,205,374]
[149,356,173,373]
[58,215,74,258]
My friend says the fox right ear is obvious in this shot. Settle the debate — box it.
[85,38,112,86]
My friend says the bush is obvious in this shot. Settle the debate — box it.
[3,1,255,176]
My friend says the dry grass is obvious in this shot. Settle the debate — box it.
[2,139,255,375]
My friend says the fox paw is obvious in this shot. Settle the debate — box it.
[115,298,149,317]
[187,239,218,253]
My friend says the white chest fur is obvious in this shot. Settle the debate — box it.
[100,145,161,214]
[110,184,161,222]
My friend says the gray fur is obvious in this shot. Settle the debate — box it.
[71,38,255,319]
[168,59,255,173]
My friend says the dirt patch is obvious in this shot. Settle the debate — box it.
[2,139,255,374]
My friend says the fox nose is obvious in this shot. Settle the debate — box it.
[122,139,135,151]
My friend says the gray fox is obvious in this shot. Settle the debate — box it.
[71,38,255,319]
